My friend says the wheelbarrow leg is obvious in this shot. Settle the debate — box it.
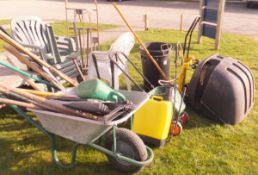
[10,104,79,169]
[51,135,79,169]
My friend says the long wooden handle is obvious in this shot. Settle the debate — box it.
[0,97,38,109]
[20,89,60,97]
[72,58,85,81]
[0,30,78,87]
[6,46,65,90]
[0,87,60,113]
[0,86,97,120]
[6,57,44,91]
[19,89,78,99]
[113,3,168,80]
[16,73,43,91]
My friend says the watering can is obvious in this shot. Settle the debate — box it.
[75,79,126,103]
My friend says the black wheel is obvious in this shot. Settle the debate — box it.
[105,128,147,173]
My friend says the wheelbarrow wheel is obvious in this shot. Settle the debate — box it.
[105,128,147,173]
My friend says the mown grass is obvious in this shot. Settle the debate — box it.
[51,21,117,36]
[0,19,10,52]
[0,29,258,175]
[0,20,117,52]
[0,19,10,25]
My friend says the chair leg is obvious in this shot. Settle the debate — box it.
[124,66,131,91]
[114,76,119,90]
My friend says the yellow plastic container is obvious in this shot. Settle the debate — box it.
[132,96,172,147]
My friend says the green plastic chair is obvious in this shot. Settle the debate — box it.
[11,16,81,80]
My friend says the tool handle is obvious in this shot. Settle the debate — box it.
[186,17,200,57]
[0,96,38,109]
[0,30,78,87]
[183,17,200,56]
[6,46,65,90]
[113,3,168,80]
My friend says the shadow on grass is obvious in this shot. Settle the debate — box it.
[0,119,34,132]
[0,107,19,118]
[183,106,218,130]
[0,119,125,175]
[7,160,124,175]
[0,137,51,174]
[0,137,125,175]
[0,107,131,175]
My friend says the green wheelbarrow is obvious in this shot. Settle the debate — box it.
[0,56,153,173]
[19,90,154,173]
[0,61,153,173]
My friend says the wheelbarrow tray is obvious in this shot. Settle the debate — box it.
[31,90,149,144]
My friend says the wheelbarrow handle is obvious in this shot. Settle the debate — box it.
[183,17,200,56]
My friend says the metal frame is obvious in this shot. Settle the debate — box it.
[65,0,100,69]
[108,51,154,91]
[178,17,200,93]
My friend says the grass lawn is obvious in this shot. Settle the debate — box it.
[51,21,117,36]
[0,29,258,175]
[0,19,11,52]
[0,20,117,52]
[0,19,10,25]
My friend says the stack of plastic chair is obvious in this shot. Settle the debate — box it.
[11,16,80,81]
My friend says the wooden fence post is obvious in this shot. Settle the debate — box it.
[215,0,225,50]
[180,14,183,31]
[144,14,149,31]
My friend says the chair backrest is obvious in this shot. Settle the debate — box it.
[11,16,50,54]
[11,16,63,64]
[108,32,135,65]
[11,16,80,81]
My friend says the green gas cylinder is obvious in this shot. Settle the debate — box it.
[75,79,126,102]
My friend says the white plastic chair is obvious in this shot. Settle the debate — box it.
[87,32,134,90]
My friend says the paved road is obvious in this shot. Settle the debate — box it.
[0,0,258,35]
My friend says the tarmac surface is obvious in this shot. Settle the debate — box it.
[0,0,257,35]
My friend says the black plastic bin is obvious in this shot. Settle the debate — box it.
[140,42,172,91]
[187,54,255,125]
